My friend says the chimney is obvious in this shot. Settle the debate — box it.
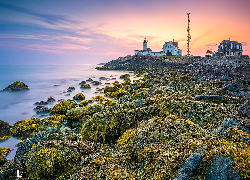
[229,38,230,41]
[173,39,174,42]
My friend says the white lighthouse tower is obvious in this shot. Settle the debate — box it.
[143,38,148,51]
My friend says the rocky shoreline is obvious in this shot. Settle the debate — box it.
[0,56,250,179]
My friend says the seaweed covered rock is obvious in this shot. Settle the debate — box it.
[0,148,12,165]
[120,74,130,79]
[79,100,89,107]
[117,115,250,179]
[50,99,77,115]
[86,78,93,81]
[0,120,11,137]
[80,84,91,89]
[26,140,95,179]
[73,93,85,100]
[10,118,40,138]
[79,81,86,85]
[92,81,101,85]
[0,81,29,92]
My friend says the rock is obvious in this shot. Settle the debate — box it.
[222,82,242,91]
[133,100,144,106]
[34,96,55,105]
[34,100,47,105]
[80,84,91,88]
[220,76,231,81]
[86,78,93,81]
[92,81,101,85]
[212,118,250,134]
[195,95,224,101]
[0,120,11,137]
[33,106,50,113]
[239,100,250,118]
[73,93,85,100]
[0,148,12,165]
[206,155,241,180]
[46,96,56,103]
[173,153,203,180]
[0,81,29,92]
[79,81,86,85]
[67,89,72,92]
[14,132,60,163]
[231,91,250,99]
[68,87,75,90]
[221,118,238,128]
[99,77,107,80]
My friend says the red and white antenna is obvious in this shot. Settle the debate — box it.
[187,13,191,56]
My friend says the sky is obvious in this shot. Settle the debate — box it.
[0,0,249,65]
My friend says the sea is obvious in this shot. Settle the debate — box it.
[0,64,134,160]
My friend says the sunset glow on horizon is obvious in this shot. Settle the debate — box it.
[0,0,249,64]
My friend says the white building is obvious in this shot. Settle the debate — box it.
[135,38,182,56]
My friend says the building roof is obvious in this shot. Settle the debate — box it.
[164,41,178,48]
[220,40,242,45]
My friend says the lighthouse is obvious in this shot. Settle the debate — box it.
[143,38,148,51]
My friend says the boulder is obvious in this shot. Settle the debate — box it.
[238,100,250,118]
[33,106,50,113]
[92,81,101,85]
[173,153,203,180]
[73,93,85,100]
[0,81,29,92]
[79,81,86,85]
[46,96,55,103]
[220,76,231,81]
[68,87,75,90]
[206,155,241,180]
[86,78,93,81]
[34,96,55,105]
[80,84,91,89]
[222,82,242,91]
[195,95,223,101]
[212,118,250,134]
[0,120,11,137]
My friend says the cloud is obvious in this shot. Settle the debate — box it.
[103,51,128,56]
[0,2,76,25]
[0,41,23,47]
[22,43,91,53]
[0,34,92,44]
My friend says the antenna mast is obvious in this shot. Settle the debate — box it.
[187,13,191,56]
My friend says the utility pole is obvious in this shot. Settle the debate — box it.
[187,13,191,56]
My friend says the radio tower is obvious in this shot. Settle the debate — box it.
[187,13,191,56]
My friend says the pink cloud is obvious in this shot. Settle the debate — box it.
[22,43,91,53]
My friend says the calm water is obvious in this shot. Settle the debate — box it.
[0,64,133,159]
